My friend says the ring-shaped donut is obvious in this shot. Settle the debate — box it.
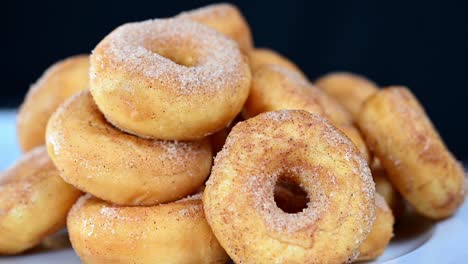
[242,64,325,119]
[243,64,369,162]
[358,87,465,219]
[90,18,251,140]
[204,110,375,263]
[0,147,80,254]
[67,194,228,264]
[46,91,212,206]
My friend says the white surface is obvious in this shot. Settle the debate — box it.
[0,110,467,263]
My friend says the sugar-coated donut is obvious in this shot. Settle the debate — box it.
[204,110,375,263]
[68,194,228,264]
[249,48,302,74]
[0,147,81,254]
[358,87,465,219]
[178,3,253,54]
[316,72,378,119]
[357,194,394,261]
[17,55,89,152]
[90,18,251,140]
[242,64,324,119]
[46,91,212,206]
[243,64,353,125]
[242,64,367,160]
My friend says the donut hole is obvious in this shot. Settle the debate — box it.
[273,175,309,214]
[149,45,198,67]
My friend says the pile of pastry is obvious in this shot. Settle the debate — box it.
[1,3,465,264]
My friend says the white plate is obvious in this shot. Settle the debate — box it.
[0,110,467,263]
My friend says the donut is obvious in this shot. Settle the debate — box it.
[242,64,325,120]
[242,64,368,160]
[242,64,353,125]
[68,194,228,264]
[204,110,375,263]
[46,91,212,206]
[371,160,405,219]
[358,87,465,219]
[248,48,302,74]
[316,72,378,119]
[0,146,81,254]
[357,194,394,261]
[90,18,251,140]
[178,3,253,54]
[17,55,89,152]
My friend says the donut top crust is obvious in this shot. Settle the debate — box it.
[91,18,247,96]
[207,110,375,247]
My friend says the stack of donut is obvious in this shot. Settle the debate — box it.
[1,3,466,264]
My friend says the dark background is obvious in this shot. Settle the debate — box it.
[3,1,468,160]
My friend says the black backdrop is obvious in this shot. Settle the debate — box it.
[3,0,468,159]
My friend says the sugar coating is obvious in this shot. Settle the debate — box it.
[92,18,245,96]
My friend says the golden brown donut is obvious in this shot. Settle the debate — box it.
[46,91,212,206]
[242,64,366,161]
[90,18,251,140]
[357,194,394,261]
[178,3,253,54]
[242,64,325,120]
[16,55,89,152]
[68,194,228,264]
[243,63,353,125]
[315,72,378,119]
[0,146,81,254]
[358,87,465,219]
[204,110,375,263]
[248,48,302,74]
